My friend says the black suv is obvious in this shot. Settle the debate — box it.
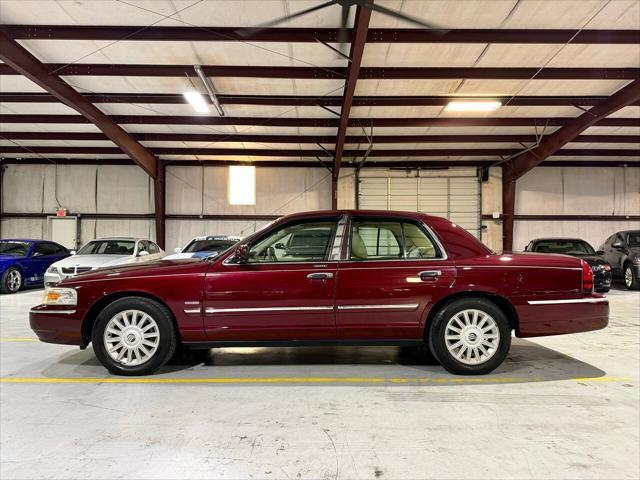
[524,238,612,293]
[599,230,640,290]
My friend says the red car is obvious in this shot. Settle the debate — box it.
[30,210,608,376]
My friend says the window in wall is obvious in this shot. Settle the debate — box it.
[229,166,256,205]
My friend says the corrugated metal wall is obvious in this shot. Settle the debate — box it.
[1,164,155,245]
[0,164,332,251]
[2,164,636,254]
[165,166,331,250]
[514,167,640,250]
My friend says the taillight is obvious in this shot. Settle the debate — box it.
[581,259,594,293]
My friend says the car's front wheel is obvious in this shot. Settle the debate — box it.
[92,297,177,375]
[624,264,639,290]
[428,298,511,375]
[0,268,23,294]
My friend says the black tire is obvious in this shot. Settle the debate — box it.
[624,264,640,290]
[91,296,177,376]
[428,298,511,375]
[0,267,23,294]
[595,287,610,294]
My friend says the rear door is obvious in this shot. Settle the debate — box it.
[203,216,344,341]
[335,216,456,340]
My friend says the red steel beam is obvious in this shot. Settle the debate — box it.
[0,32,157,177]
[2,146,636,157]
[1,63,637,80]
[3,92,638,107]
[3,131,638,144]
[501,79,640,251]
[3,25,638,44]
[3,114,637,128]
[332,5,372,209]
[2,158,638,169]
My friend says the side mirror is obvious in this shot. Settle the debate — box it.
[233,244,250,264]
[612,241,623,249]
[70,250,76,255]
[138,250,149,257]
[274,242,285,250]
[596,250,605,256]
[174,247,181,253]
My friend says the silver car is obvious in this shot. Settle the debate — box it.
[44,237,165,286]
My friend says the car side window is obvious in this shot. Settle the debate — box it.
[138,241,149,254]
[350,219,442,261]
[403,222,441,259]
[351,220,403,260]
[50,243,66,254]
[247,220,337,263]
[33,243,55,256]
[148,242,160,254]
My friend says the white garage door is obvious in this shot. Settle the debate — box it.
[358,171,481,238]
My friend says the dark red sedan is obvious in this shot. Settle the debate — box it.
[30,210,609,376]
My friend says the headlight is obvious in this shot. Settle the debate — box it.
[46,266,57,274]
[43,287,77,306]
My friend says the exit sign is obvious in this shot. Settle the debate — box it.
[56,208,67,217]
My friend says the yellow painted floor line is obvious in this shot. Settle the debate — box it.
[0,376,632,385]
[0,337,38,342]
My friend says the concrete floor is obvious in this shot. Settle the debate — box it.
[1,287,638,480]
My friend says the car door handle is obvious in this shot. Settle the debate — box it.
[419,270,441,281]
[307,272,334,280]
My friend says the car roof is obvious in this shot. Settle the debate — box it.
[89,237,146,241]
[530,238,587,242]
[1,238,41,242]
[279,209,446,222]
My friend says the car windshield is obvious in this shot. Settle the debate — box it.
[0,241,31,256]
[627,232,640,247]
[533,240,596,256]
[184,239,238,253]
[77,240,135,255]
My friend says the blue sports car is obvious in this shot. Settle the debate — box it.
[0,239,70,294]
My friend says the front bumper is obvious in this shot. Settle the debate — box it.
[29,304,85,346]
[44,271,63,287]
[515,295,609,338]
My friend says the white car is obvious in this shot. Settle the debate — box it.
[164,235,240,260]
[44,237,165,286]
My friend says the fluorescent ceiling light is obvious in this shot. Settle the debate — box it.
[445,101,502,112]
[229,166,256,205]
[183,91,210,113]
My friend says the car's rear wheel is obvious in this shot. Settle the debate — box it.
[428,298,511,375]
[624,264,639,290]
[1,268,23,294]
[92,297,177,376]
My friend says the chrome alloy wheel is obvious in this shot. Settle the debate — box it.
[7,270,22,292]
[444,309,500,365]
[625,266,633,288]
[103,309,160,366]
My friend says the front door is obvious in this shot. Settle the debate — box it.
[335,217,456,340]
[203,217,343,341]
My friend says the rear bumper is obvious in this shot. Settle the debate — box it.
[593,270,612,291]
[29,305,85,346]
[515,295,609,338]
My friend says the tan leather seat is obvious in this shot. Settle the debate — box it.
[351,231,368,259]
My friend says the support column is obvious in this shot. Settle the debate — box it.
[502,165,516,252]
[154,161,166,249]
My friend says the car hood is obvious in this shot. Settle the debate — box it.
[59,258,206,284]
[51,254,131,269]
[164,250,224,261]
